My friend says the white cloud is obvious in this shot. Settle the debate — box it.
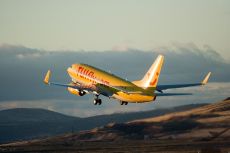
[16,53,43,59]
[0,100,56,111]
[0,98,148,117]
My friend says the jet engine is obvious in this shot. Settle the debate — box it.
[67,87,86,96]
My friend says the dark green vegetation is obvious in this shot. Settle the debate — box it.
[0,104,205,143]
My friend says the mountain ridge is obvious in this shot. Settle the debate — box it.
[0,103,206,143]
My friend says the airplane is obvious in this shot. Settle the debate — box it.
[43,55,211,105]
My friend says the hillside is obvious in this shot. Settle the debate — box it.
[0,98,229,153]
[0,108,81,143]
[0,104,204,143]
[0,108,79,122]
[133,97,230,124]
[36,97,230,142]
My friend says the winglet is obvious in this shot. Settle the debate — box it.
[201,72,211,85]
[44,70,51,85]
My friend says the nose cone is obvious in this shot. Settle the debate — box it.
[71,64,79,70]
[67,64,77,75]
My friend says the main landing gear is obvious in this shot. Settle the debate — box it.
[93,95,102,105]
[120,101,128,105]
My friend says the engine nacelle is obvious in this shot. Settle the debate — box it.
[67,87,86,96]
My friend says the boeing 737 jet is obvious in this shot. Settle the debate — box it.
[44,55,211,105]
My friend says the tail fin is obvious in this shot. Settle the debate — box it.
[132,55,164,88]
[201,72,211,85]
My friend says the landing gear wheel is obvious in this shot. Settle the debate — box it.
[120,101,128,105]
[93,98,102,105]
[93,99,97,105]
[98,99,102,105]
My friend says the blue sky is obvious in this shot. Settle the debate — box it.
[0,0,230,59]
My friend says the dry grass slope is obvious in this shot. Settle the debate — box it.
[0,98,230,153]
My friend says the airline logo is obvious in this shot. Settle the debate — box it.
[144,55,163,88]
[150,72,159,86]
[78,66,95,79]
[75,65,110,85]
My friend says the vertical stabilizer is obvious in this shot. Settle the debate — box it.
[132,55,164,88]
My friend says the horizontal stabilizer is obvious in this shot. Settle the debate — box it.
[156,72,212,91]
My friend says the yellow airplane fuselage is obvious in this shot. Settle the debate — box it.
[67,64,155,103]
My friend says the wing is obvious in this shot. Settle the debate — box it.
[95,82,143,95]
[43,70,92,91]
[156,72,211,92]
